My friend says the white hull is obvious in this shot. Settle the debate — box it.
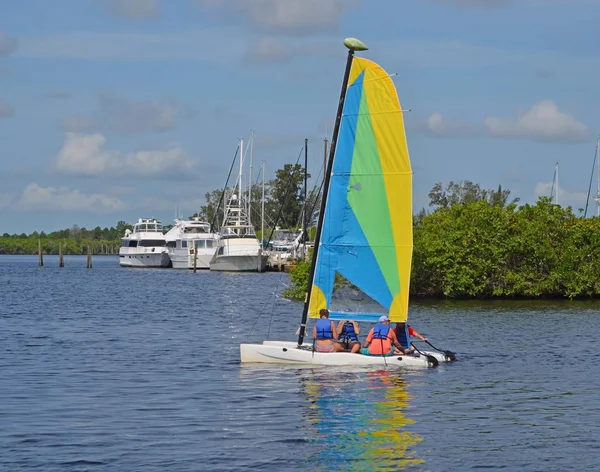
[119,251,170,268]
[210,254,268,272]
[169,251,213,270]
[240,340,446,368]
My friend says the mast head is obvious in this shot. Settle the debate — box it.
[343,38,368,52]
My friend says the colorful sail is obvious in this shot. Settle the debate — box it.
[308,56,412,323]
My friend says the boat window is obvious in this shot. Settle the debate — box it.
[182,241,187,248]
[128,240,138,247]
[166,241,176,248]
[195,240,205,249]
[218,247,224,255]
[206,240,213,248]
[139,224,147,232]
[156,225,163,232]
[121,240,128,247]
[138,240,165,247]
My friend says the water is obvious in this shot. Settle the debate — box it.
[1,255,599,471]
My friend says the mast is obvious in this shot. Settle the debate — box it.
[303,138,308,260]
[238,137,243,225]
[597,138,600,216]
[555,162,559,205]
[323,138,328,181]
[297,38,367,346]
[249,130,254,223]
[261,160,265,248]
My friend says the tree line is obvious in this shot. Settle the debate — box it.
[285,181,600,300]
[0,221,134,255]
[0,163,316,254]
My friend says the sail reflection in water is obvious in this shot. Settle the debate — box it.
[300,369,424,471]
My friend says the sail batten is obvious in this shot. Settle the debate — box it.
[308,56,413,323]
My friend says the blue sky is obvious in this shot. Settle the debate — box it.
[1,0,600,234]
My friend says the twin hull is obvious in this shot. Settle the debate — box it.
[240,341,447,368]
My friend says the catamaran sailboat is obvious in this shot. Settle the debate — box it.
[240,38,455,367]
[119,218,170,268]
[165,217,219,269]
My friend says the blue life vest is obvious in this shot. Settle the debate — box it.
[315,318,334,339]
[372,322,390,340]
[339,322,359,343]
[395,325,410,348]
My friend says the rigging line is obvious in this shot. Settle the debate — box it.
[584,144,598,218]
[265,146,305,245]
[411,343,439,367]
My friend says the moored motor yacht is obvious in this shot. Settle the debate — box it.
[119,218,170,268]
[165,217,219,269]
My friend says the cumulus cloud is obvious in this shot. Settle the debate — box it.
[414,112,480,138]
[61,93,192,134]
[16,183,124,213]
[55,132,196,177]
[483,100,588,142]
[198,0,360,35]
[0,31,18,56]
[95,0,160,19]
[0,99,14,117]
[415,101,588,143]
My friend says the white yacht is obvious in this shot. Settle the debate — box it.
[210,193,268,272]
[210,137,268,272]
[119,218,170,268]
[267,227,305,261]
[165,217,219,269]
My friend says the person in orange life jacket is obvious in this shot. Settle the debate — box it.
[313,308,345,353]
[336,320,361,353]
[362,316,406,356]
[394,322,427,353]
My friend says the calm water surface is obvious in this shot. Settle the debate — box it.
[1,255,599,471]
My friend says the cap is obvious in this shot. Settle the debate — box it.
[378,315,389,322]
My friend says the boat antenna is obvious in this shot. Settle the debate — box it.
[297,37,367,347]
[211,145,239,232]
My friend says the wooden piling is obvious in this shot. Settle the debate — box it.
[193,248,197,273]
[86,245,92,268]
[59,242,64,267]
[38,239,44,266]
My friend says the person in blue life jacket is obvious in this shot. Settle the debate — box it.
[313,308,344,353]
[394,322,427,354]
[336,320,361,353]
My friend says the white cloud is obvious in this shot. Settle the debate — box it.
[17,183,125,213]
[245,37,292,63]
[0,99,14,117]
[0,31,18,56]
[198,0,360,35]
[61,93,191,134]
[484,100,588,142]
[534,181,588,209]
[414,112,480,138]
[55,133,197,177]
[415,101,588,143]
[95,0,160,19]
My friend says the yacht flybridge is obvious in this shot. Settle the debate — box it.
[119,218,170,268]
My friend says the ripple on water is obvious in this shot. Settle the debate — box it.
[1,256,600,471]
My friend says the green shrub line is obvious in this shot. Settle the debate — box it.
[285,198,600,300]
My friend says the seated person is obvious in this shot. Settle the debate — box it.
[362,316,408,356]
[394,322,427,354]
[336,320,361,353]
[313,308,345,353]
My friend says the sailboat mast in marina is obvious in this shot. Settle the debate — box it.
[240,38,453,367]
